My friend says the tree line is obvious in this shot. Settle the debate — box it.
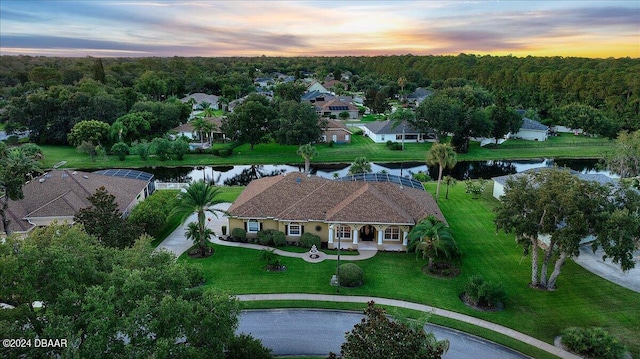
[1,55,638,148]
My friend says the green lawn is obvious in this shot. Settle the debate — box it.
[181,182,640,358]
[37,133,611,170]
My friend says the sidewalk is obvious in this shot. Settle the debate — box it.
[237,293,582,359]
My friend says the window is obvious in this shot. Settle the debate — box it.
[384,226,400,241]
[335,225,351,239]
[288,223,302,236]
[396,134,403,141]
[247,220,260,233]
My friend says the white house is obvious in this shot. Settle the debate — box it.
[512,118,549,141]
[362,120,429,143]
[307,81,329,94]
[180,93,220,110]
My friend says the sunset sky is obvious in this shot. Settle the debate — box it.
[1,0,638,58]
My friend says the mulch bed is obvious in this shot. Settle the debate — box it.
[421,263,461,279]
[188,246,215,259]
[459,293,504,312]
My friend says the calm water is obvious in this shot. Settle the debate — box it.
[129,158,616,186]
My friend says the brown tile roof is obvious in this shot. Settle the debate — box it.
[227,172,445,225]
[172,117,224,133]
[0,169,150,234]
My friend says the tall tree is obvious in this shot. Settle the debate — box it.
[221,94,276,150]
[272,101,325,145]
[67,120,111,147]
[495,169,638,290]
[487,96,522,145]
[412,94,463,142]
[170,180,226,257]
[297,143,318,174]
[332,301,448,359]
[73,187,141,248]
[605,130,640,178]
[407,216,458,268]
[274,82,306,102]
[92,58,106,84]
[0,146,43,235]
[426,143,457,202]
[0,224,269,358]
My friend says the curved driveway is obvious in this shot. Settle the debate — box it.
[238,309,529,359]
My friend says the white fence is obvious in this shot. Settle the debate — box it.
[155,182,189,190]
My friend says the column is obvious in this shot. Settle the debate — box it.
[352,228,359,245]
[377,229,383,246]
[328,225,334,245]
[402,230,409,246]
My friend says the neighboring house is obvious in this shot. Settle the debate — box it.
[323,80,347,92]
[0,169,154,236]
[491,168,618,200]
[302,90,333,103]
[254,77,273,88]
[492,168,618,247]
[180,93,220,110]
[512,118,549,141]
[171,117,226,146]
[362,120,429,143]
[552,125,584,135]
[322,119,352,144]
[226,172,445,251]
[315,98,359,119]
[307,81,329,94]
[406,87,433,106]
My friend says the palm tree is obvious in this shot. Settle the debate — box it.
[190,117,206,146]
[170,180,226,257]
[0,147,43,235]
[185,221,214,250]
[443,175,457,200]
[297,143,318,174]
[348,157,372,175]
[407,216,458,268]
[201,120,215,146]
[426,143,457,202]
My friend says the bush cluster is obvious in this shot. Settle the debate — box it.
[385,140,403,150]
[561,327,626,359]
[299,233,321,248]
[463,275,506,309]
[257,229,286,247]
[337,263,364,287]
[231,227,247,242]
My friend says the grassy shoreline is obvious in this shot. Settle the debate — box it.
[37,133,611,170]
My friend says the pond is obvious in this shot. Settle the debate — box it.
[129,158,616,186]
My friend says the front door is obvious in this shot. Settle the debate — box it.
[360,225,375,241]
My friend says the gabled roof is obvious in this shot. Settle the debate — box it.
[0,169,152,234]
[180,93,219,105]
[318,99,358,112]
[227,172,445,225]
[407,87,433,99]
[492,167,617,187]
[172,117,224,133]
[520,118,549,131]
[364,120,421,135]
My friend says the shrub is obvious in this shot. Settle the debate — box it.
[225,333,274,359]
[385,141,403,150]
[219,148,232,157]
[231,227,247,242]
[300,233,321,248]
[561,327,626,359]
[110,142,129,161]
[257,230,274,246]
[463,275,506,309]
[272,230,286,247]
[337,263,364,287]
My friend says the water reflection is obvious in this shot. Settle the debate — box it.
[122,158,614,185]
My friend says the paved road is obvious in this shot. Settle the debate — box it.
[238,309,529,359]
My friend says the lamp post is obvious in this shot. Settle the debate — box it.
[336,224,341,293]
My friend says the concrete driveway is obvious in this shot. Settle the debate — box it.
[156,202,232,257]
[573,245,640,293]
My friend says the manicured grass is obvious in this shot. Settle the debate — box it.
[182,182,640,357]
[37,133,611,170]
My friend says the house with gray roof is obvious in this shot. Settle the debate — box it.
[492,167,617,200]
[512,118,549,141]
[226,172,445,251]
[0,169,154,236]
[180,93,220,110]
[362,120,430,143]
